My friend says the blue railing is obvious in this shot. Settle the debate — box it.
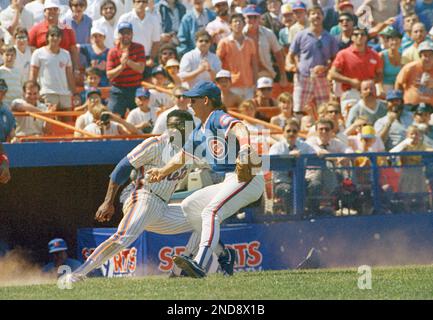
[265,151,433,219]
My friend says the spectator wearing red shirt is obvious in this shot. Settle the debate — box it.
[106,21,145,117]
[329,26,384,117]
[28,0,81,79]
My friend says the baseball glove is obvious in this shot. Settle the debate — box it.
[235,145,262,183]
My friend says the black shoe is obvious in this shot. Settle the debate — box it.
[218,248,237,276]
[173,255,206,278]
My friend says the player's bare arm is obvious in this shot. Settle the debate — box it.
[146,151,188,183]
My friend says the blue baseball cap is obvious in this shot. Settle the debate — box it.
[86,87,101,99]
[242,4,261,16]
[118,21,133,32]
[136,87,151,98]
[183,81,222,101]
[292,1,307,11]
[48,238,68,254]
[386,89,403,101]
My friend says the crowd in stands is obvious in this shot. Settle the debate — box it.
[0,0,433,213]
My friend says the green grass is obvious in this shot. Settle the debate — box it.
[1,265,433,300]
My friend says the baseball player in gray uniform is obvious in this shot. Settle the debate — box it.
[66,110,234,282]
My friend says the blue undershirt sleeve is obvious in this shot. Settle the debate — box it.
[110,156,134,185]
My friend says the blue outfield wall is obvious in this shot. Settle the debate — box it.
[78,213,433,277]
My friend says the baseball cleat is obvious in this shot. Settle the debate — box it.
[168,269,187,278]
[173,255,206,278]
[218,248,237,276]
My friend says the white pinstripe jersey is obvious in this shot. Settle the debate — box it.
[127,134,189,202]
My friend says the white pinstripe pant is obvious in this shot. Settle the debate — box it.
[74,191,198,277]
[181,173,265,268]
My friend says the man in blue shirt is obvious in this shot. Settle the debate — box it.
[42,238,81,276]
[147,81,264,278]
[0,79,15,143]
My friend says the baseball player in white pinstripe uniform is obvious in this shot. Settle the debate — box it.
[66,110,235,282]
[147,81,265,278]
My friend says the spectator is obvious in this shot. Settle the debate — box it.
[278,3,295,51]
[0,45,24,106]
[149,65,174,111]
[216,12,257,99]
[157,43,177,67]
[346,79,387,127]
[289,5,338,115]
[25,0,69,24]
[412,102,433,146]
[287,1,308,46]
[116,0,161,74]
[91,0,118,49]
[378,27,402,95]
[165,58,182,86]
[334,12,355,50]
[359,0,400,24]
[176,0,216,57]
[63,0,93,47]
[75,67,104,107]
[30,25,76,110]
[74,87,105,136]
[310,101,348,144]
[252,76,277,110]
[348,123,386,153]
[305,117,353,215]
[106,21,145,117]
[0,0,34,35]
[392,0,431,34]
[329,26,384,117]
[243,4,288,86]
[214,70,242,109]
[0,79,16,142]
[157,0,186,41]
[206,0,231,46]
[10,81,56,137]
[374,89,413,150]
[42,238,81,275]
[152,86,200,134]
[402,22,428,64]
[390,125,432,212]
[269,119,315,214]
[395,41,433,106]
[13,27,32,83]
[86,0,124,22]
[78,26,109,86]
[178,30,221,88]
[270,92,297,128]
[261,0,284,38]
[28,0,81,79]
[125,87,157,133]
[329,1,358,36]
[401,11,420,50]
[84,106,139,135]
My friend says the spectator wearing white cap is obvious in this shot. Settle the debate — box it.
[28,0,81,80]
[77,26,109,86]
[91,0,118,49]
[252,77,277,120]
[0,0,34,35]
[25,0,70,24]
[215,69,242,109]
[206,0,231,46]
[165,58,182,86]
[217,13,257,100]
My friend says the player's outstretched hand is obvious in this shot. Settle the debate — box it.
[95,201,115,222]
[145,168,165,183]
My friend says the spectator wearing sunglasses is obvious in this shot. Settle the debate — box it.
[178,30,221,88]
[63,0,93,46]
[329,26,384,117]
[13,27,32,82]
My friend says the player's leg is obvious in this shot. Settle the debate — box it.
[73,194,166,277]
[176,174,265,277]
